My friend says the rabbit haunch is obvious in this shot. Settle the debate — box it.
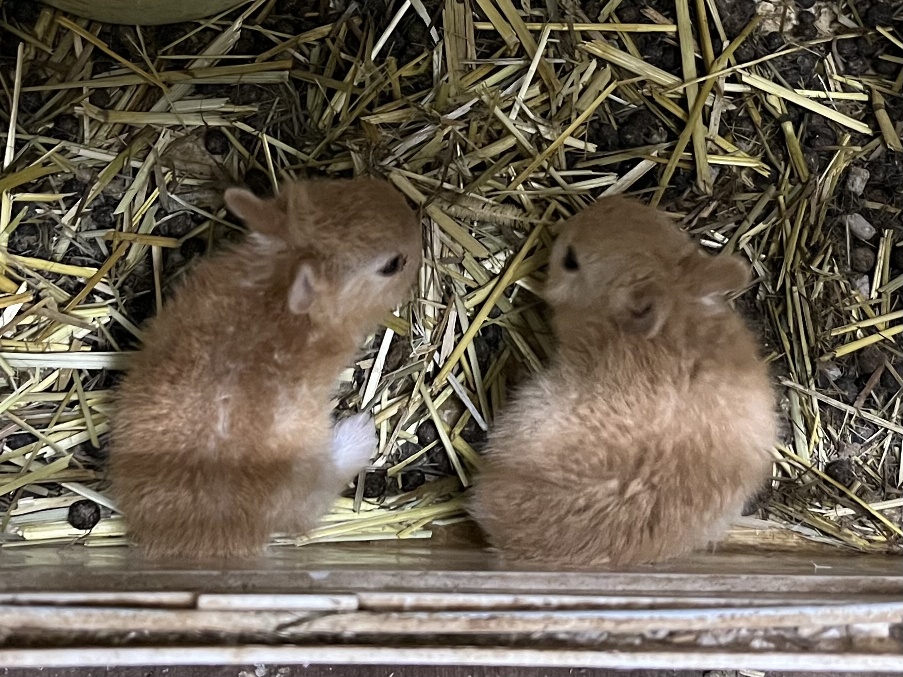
[110,178,422,559]
[470,196,776,567]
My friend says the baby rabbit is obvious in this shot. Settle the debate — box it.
[110,178,422,559]
[470,196,775,567]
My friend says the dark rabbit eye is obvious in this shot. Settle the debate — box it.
[562,246,579,271]
[632,302,654,319]
[379,255,405,276]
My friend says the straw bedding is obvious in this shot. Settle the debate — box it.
[0,0,900,555]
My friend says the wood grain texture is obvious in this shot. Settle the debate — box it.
[2,667,902,677]
[0,544,900,596]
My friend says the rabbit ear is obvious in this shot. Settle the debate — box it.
[287,262,318,315]
[683,251,750,297]
[224,188,287,238]
[613,279,671,338]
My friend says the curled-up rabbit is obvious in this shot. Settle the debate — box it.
[110,178,422,559]
[470,196,775,567]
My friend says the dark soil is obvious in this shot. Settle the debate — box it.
[825,458,857,487]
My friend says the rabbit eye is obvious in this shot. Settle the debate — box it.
[379,255,405,276]
[562,246,579,271]
[632,301,654,319]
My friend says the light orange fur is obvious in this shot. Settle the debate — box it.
[110,178,421,559]
[470,196,776,567]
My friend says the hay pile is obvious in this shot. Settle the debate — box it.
[0,0,900,555]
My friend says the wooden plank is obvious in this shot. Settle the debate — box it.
[0,605,310,635]
[10,602,901,636]
[0,546,901,596]
[294,602,903,635]
[354,591,903,611]
[0,592,194,607]
[0,646,900,671]
[0,667,710,677]
[196,593,358,611]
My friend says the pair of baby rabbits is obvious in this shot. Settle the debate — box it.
[110,177,775,566]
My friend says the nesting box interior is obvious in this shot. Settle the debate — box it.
[0,0,902,669]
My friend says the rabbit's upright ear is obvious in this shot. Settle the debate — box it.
[612,278,672,339]
[224,188,287,238]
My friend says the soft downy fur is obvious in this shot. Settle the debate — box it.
[469,196,776,568]
[110,178,422,559]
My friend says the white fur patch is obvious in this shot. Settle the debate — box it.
[700,293,728,313]
[249,232,287,254]
[240,234,285,288]
[332,413,376,476]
